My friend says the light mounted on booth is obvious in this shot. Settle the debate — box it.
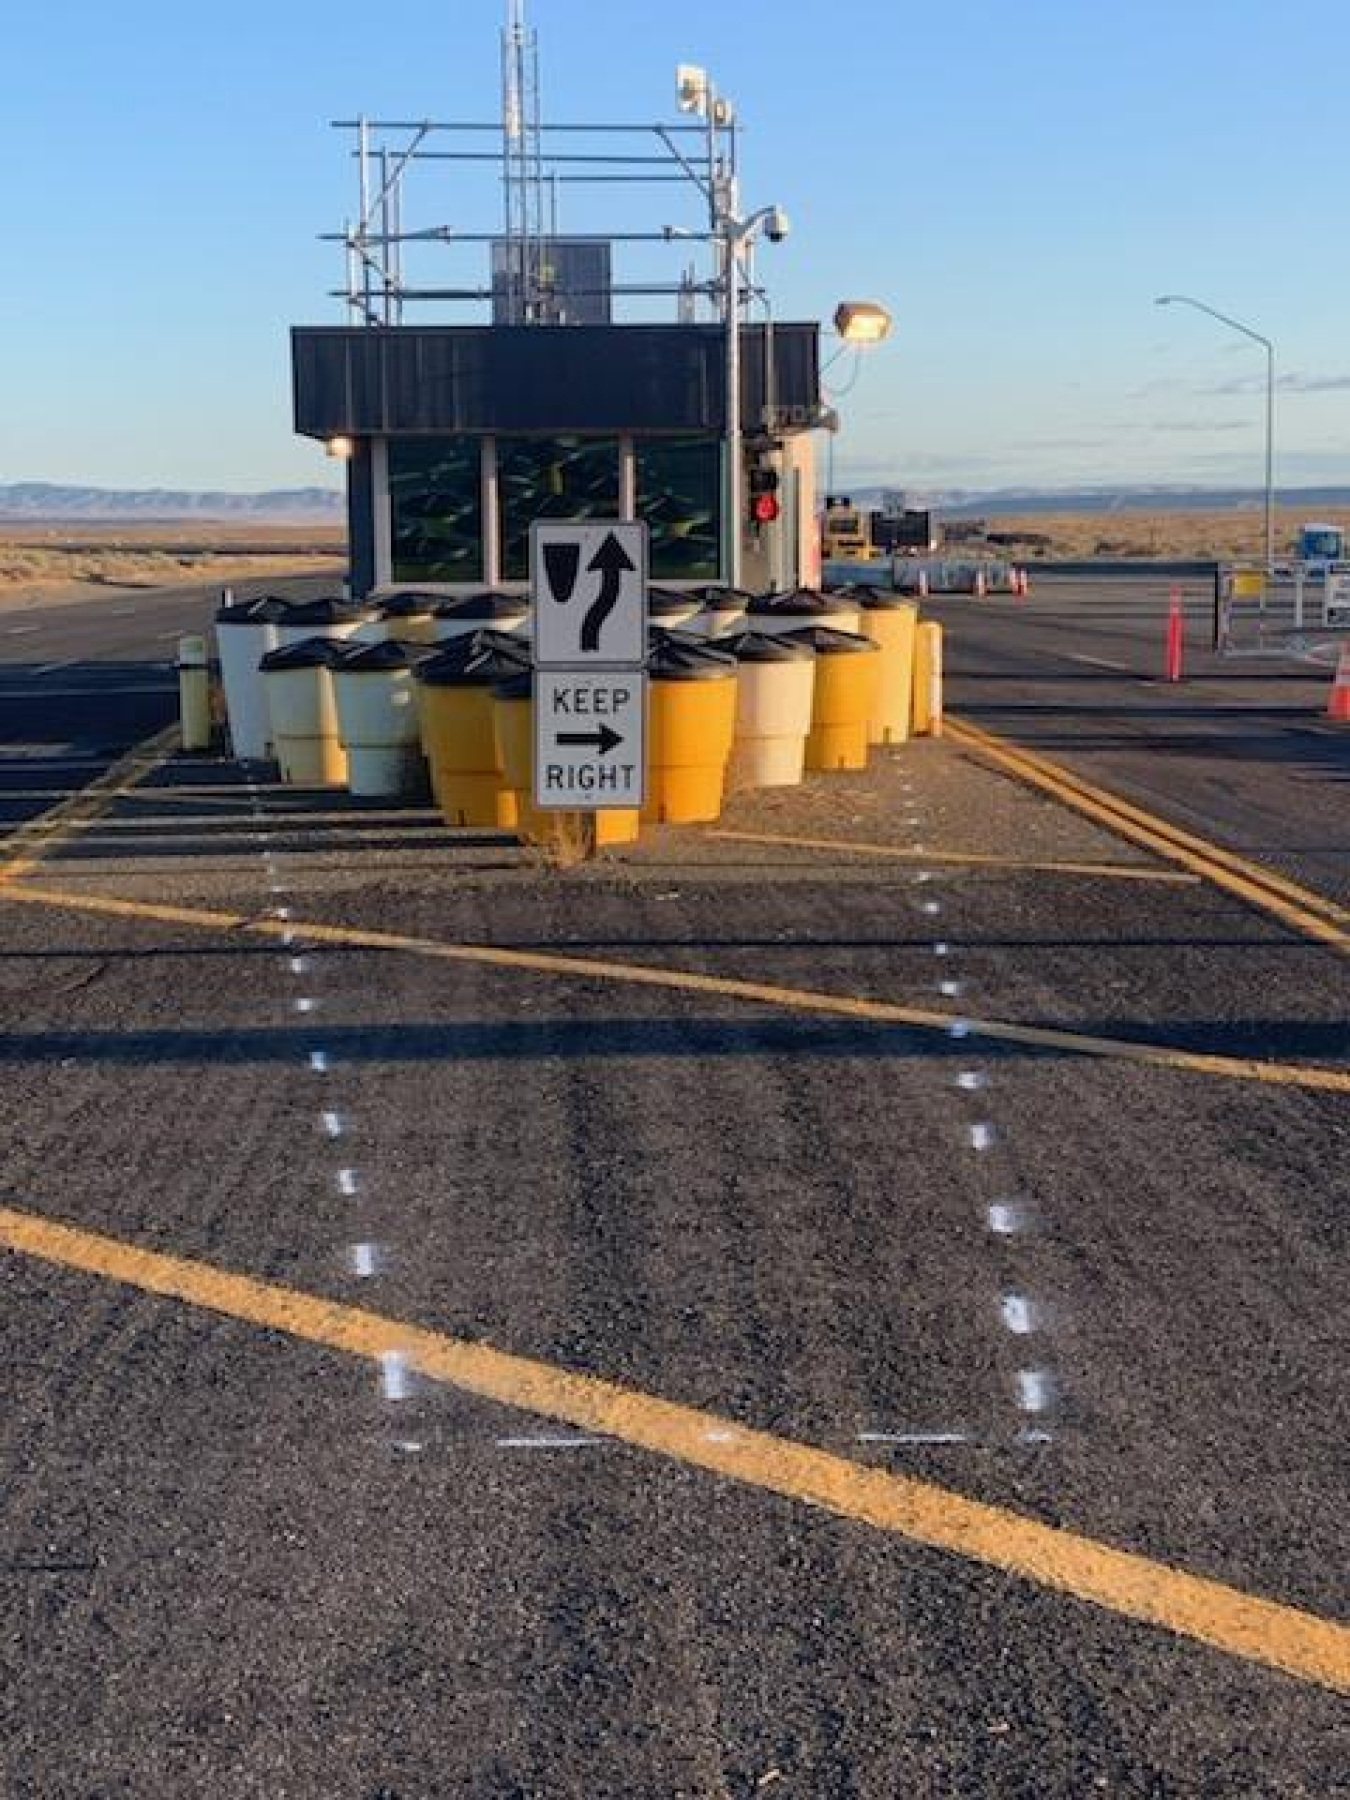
[325,435,356,460]
[833,302,893,345]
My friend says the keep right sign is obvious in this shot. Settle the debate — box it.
[533,667,646,809]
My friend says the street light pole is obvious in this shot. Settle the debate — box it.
[1155,293,1276,573]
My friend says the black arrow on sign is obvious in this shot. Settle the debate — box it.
[581,532,635,652]
[558,724,623,755]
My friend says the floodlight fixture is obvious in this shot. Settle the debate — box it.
[834,301,892,344]
[676,63,709,115]
[325,435,355,460]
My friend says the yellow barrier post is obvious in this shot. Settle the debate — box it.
[177,635,212,752]
[912,621,944,738]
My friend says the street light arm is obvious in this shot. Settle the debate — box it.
[1154,293,1273,354]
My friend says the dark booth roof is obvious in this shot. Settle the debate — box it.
[291,323,822,439]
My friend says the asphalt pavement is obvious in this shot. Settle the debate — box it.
[1,573,1348,1797]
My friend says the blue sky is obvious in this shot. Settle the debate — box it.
[4,0,1348,494]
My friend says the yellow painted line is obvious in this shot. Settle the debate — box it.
[5,878,1350,1095]
[711,827,1198,885]
[947,717,1350,954]
[0,1199,1345,1694]
[0,723,179,885]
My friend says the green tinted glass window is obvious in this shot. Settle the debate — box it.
[389,439,483,583]
[637,437,721,580]
[497,437,621,580]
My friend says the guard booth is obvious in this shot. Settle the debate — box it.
[291,322,824,599]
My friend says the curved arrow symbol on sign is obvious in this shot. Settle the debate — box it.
[581,533,635,653]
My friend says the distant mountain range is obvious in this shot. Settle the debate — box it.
[7,478,1350,524]
[0,483,344,521]
[847,484,1350,516]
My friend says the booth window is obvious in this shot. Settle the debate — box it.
[636,437,721,580]
[497,437,621,580]
[389,438,484,583]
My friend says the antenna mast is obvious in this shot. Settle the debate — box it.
[501,0,546,322]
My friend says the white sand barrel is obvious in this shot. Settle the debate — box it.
[684,586,753,638]
[743,587,862,637]
[431,592,531,643]
[259,637,348,787]
[722,630,817,788]
[332,640,425,798]
[272,595,372,652]
[214,593,294,761]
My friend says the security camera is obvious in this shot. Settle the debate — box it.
[765,207,790,243]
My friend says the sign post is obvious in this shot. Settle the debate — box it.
[530,521,647,814]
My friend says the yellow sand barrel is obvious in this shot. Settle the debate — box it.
[854,589,919,745]
[414,635,530,827]
[643,637,739,823]
[912,620,944,737]
[259,637,349,787]
[781,626,881,772]
[721,629,816,789]
[745,586,862,637]
[492,669,640,847]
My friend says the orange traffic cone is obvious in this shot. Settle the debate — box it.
[1327,643,1350,722]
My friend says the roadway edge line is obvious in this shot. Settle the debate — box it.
[945,717,1350,954]
[0,721,181,885]
[0,1199,1346,1696]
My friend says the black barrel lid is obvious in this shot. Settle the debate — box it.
[647,636,737,681]
[215,593,295,625]
[745,587,853,617]
[779,625,879,656]
[258,635,349,672]
[336,639,416,672]
[827,582,911,611]
[490,667,534,701]
[376,591,440,618]
[689,584,754,609]
[647,587,701,617]
[719,628,815,664]
[647,625,709,651]
[415,632,530,687]
[276,595,364,625]
[432,590,530,621]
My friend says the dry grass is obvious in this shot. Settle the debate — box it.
[0,522,345,608]
[977,506,1350,563]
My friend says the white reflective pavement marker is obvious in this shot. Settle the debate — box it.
[1000,1294,1038,1335]
[379,1351,413,1401]
[858,1430,970,1446]
[956,1070,987,1091]
[988,1202,1028,1234]
[309,1050,329,1073]
[337,1168,359,1197]
[495,1434,607,1450]
[321,1110,345,1138]
[1016,1368,1056,1413]
[969,1121,997,1151]
[351,1242,382,1277]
